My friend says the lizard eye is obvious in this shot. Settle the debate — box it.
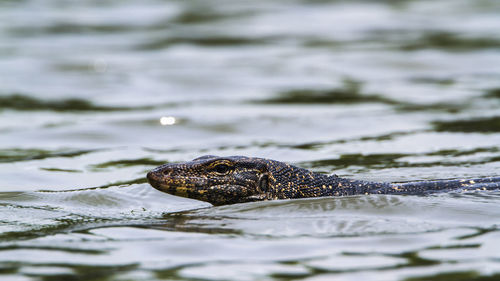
[214,164,231,174]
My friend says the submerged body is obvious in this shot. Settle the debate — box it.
[147,155,500,205]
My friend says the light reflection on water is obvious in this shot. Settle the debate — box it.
[1,0,500,280]
[160,116,176,126]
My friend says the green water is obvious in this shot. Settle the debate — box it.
[1,0,500,280]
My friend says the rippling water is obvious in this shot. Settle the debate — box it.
[1,0,500,280]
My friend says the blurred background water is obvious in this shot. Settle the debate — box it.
[1,0,500,280]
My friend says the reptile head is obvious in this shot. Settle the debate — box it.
[147,155,274,205]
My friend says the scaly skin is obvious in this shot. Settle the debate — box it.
[147,155,500,205]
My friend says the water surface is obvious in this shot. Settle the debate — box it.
[1,0,500,280]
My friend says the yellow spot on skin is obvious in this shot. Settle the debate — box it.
[469,180,475,184]
[174,187,189,196]
[322,185,326,189]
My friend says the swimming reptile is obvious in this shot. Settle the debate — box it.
[147,155,500,205]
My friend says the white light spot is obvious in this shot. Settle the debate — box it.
[160,116,176,126]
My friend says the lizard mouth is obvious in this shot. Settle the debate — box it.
[147,171,204,192]
[244,193,269,201]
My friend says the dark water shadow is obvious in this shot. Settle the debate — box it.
[90,158,167,170]
[484,88,500,99]
[145,211,244,236]
[38,177,149,192]
[136,35,273,51]
[409,77,455,86]
[171,8,254,25]
[40,167,83,173]
[433,116,500,133]
[254,80,470,113]
[404,271,500,281]
[1,262,139,281]
[0,94,153,112]
[302,153,408,170]
[9,23,139,36]
[7,7,254,38]
[299,146,500,170]
[0,148,100,163]
[256,80,395,105]
[400,31,500,51]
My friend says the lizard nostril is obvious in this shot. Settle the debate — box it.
[146,171,155,181]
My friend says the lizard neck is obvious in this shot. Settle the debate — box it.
[267,162,390,199]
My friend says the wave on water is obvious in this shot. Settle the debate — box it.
[151,192,500,238]
[2,186,499,241]
[0,184,209,241]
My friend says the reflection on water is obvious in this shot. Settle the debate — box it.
[1,0,500,280]
[0,94,135,112]
[1,190,500,280]
[159,116,176,126]
[433,116,500,133]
